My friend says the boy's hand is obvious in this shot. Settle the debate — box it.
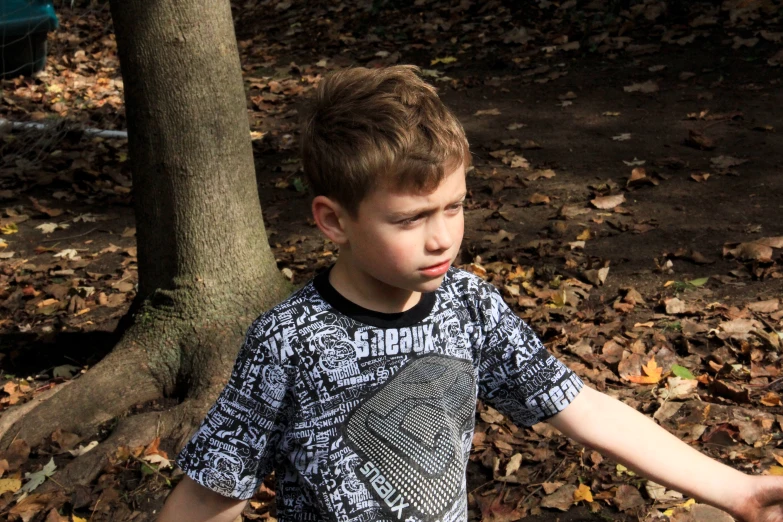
[736,475,783,522]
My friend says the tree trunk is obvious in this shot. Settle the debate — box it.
[0,0,292,487]
[108,0,291,397]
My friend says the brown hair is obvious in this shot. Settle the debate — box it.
[300,65,471,216]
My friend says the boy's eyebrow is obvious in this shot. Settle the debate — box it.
[388,191,467,219]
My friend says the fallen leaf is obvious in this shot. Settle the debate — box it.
[666,376,699,400]
[711,155,748,170]
[769,49,783,66]
[504,453,522,477]
[484,230,516,244]
[35,223,70,234]
[725,242,774,262]
[614,484,645,512]
[0,223,19,235]
[509,155,530,169]
[584,266,610,286]
[757,237,783,248]
[748,299,779,313]
[524,169,556,181]
[685,129,715,150]
[691,173,711,182]
[474,108,501,116]
[612,133,632,141]
[623,157,646,166]
[0,477,21,494]
[626,167,658,188]
[591,194,625,210]
[665,297,687,315]
[718,318,755,339]
[480,407,505,424]
[542,482,564,495]
[627,357,663,384]
[573,484,593,503]
[529,193,550,205]
[53,249,80,260]
[762,392,782,407]
[645,480,683,502]
[19,458,57,495]
[29,198,63,218]
[540,484,577,511]
[733,36,759,49]
[671,364,695,380]
[431,56,457,65]
[67,441,98,457]
[623,80,659,93]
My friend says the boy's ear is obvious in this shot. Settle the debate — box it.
[312,195,350,245]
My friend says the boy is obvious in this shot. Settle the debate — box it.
[159,66,783,522]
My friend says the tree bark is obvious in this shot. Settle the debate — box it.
[0,0,291,471]
[108,0,292,391]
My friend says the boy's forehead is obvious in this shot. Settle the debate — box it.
[369,167,466,210]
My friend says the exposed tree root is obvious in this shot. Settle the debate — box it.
[0,295,259,501]
[39,399,208,494]
[0,334,165,450]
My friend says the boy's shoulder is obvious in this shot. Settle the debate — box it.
[442,266,502,304]
[241,277,327,361]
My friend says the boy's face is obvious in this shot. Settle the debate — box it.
[343,164,467,294]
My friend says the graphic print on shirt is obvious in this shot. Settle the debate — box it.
[175,268,586,522]
[344,354,476,521]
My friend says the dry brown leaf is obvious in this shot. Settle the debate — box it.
[540,484,577,511]
[666,376,699,400]
[484,230,516,244]
[747,299,779,313]
[524,169,556,181]
[725,242,774,262]
[509,155,530,169]
[623,80,659,93]
[685,129,715,150]
[613,484,645,512]
[718,318,755,339]
[711,155,748,170]
[761,392,782,407]
[3,439,31,471]
[757,237,783,249]
[591,194,625,210]
[474,108,501,116]
[480,407,505,424]
[529,193,550,205]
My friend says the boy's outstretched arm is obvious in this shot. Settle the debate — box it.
[548,385,783,521]
[156,475,247,522]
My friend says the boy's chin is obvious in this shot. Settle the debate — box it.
[412,274,448,293]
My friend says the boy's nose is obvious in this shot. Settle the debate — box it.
[425,216,453,252]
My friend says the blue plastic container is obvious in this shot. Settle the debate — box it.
[1,0,59,77]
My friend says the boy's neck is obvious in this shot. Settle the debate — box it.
[328,256,422,314]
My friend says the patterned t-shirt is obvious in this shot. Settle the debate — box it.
[176,267,584,522]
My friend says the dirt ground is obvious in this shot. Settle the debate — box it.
[1,1,783,521]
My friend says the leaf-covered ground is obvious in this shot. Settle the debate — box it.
[1,0,782,521]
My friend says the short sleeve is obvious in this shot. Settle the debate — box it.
[476,284,583,427]
[175,318,294,499]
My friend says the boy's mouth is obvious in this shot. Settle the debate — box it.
[420,259,451,277]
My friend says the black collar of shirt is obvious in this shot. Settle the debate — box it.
[313,266,437,328]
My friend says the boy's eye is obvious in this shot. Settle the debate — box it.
[399,214,423,226]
